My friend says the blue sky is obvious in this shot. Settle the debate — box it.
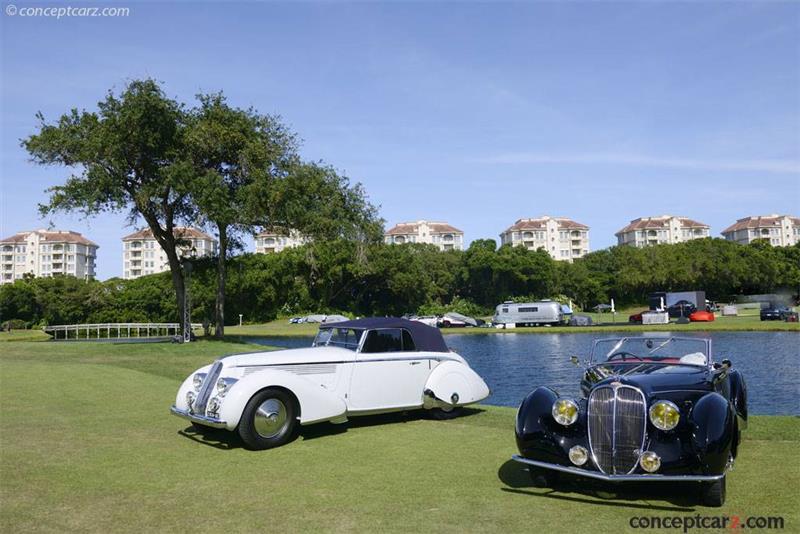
[2,1,799,280]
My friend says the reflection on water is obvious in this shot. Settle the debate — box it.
[250,332,800,416]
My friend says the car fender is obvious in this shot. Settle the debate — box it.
[219,369,347,430]
[516,386,559,437]
[728,369,748,427]
[424,361,490,406]
[690,392,734,474]
[174,364,213,411]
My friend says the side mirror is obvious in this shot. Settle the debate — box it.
[570,355,580,366]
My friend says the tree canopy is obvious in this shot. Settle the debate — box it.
[22,79,381,334]
[3,239,798,328]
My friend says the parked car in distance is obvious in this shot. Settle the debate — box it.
[760,306,791,321]
[628,310,648,324]
[171,318,490,450]
[667,300,697,318]
[513,336,747,507]
[689,310,715,322]
[438,316,467,328]
[409,315,439,327]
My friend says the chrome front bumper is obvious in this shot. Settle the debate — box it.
[170,405,228,429]
[511,455,725,482]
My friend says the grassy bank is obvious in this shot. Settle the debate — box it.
[2,307,796,344]
[221,314,799,339]
[1,340,798,533]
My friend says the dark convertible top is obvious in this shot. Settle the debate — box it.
[322,317,449,353]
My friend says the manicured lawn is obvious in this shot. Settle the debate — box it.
[0,329,51,342]
[1,340,798,532]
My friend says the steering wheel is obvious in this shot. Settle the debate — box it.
[607,351,644,362]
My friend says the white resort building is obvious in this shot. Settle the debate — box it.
[122,227,217,280]
[499,216,590,261]
[721,215,800,246]
[0,229,98,284]
[254,230,309,254]
[616,216,710,247]
[384,220,464,251]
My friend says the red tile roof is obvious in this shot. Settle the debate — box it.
[122,227,214,241]
[722,215,800,234]
[0,230,98,247]
[503,217,588,233]
[385,221,463,235]
[616,216,708,235]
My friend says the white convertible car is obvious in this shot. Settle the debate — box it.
[171,318,490,449]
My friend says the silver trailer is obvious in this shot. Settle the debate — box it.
[493,301,563,327]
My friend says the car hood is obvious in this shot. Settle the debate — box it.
[585,363,713,395]
[220,346,358,368]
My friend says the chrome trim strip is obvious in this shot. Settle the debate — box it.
[194,360,222,415]
[511,455,725,482]
[234,355,462,369]
[170,405,227,429]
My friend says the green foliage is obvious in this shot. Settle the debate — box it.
[2,239,798,326]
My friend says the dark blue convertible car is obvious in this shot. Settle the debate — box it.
[513,336,747,507]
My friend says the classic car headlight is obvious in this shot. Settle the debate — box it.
[207,396,221,417]
[192,373,207,391]
[552,399,579,426]
[216,377,238,397]
[639,451,661,473]
[569,445,588,466]
[649,400,680,431]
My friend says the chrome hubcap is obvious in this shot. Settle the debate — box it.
[254,398,287,438]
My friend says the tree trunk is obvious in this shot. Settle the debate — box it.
[163,239,187,337]
[139,211,187,337]
[214,224,227,338]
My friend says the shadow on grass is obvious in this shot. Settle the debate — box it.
[299,406,485,441]
[497,460,699,512]
[178,425,244,450]
[178,407,485,449]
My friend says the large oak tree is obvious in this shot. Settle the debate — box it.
[186,93,382,336]
[24,79,197,333]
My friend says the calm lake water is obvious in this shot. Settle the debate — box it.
[250,332,800,415]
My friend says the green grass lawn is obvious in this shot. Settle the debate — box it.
[1,340,798,532]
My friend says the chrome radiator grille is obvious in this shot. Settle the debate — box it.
[587,384,646,474]
[193,360,222,415]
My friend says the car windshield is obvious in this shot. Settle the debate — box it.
[312,327,364,350]
[591,337,709,366]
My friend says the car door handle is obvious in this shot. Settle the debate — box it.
[410,361,421,365]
